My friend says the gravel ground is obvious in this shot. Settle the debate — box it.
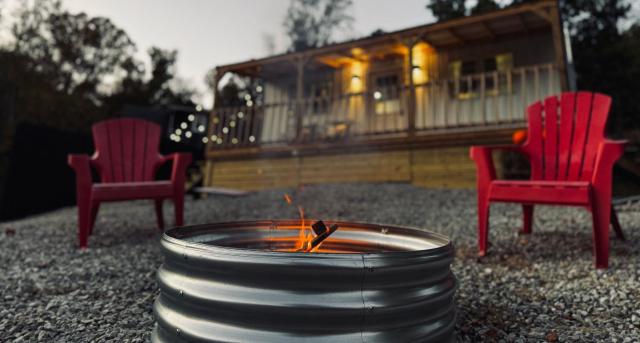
[1,183,639,342]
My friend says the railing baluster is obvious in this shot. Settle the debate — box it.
[480,73,486,125]
[547,64,553,96]
[520,68,526,121]
[493,71,499,123]
[533,66,542,101]
[508,69,513,122]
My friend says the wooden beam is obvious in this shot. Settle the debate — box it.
[516,14,531,34]
[447,28,465,44]
[205,126,521,161]
[531,7,552,23]
[480,21,496,39]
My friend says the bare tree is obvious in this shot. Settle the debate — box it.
[283,0,353,52]
[262,32,277,55]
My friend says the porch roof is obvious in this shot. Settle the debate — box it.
[215,0,559,76]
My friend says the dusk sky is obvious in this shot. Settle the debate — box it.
[62,0,435,107]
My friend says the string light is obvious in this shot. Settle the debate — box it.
[197,125,205,132]
[229,121,236,128]
[175,128,182,135]
[249,135,256,142]
[202,136,209,143]
[237,111,244,118]
[210,134,217,140]
[185,131,192,138]
[231,138,238,144]
[196,105,203,111]
[222,127,229,134]
[180,122,188,129]
[187,114,195,122]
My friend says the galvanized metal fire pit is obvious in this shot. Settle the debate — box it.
[152,220,456,343]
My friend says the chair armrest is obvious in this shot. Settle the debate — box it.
[68,154,94,202]
[68,154,93,184]
[162,153,193,192]
[470,145,524,183]
[592,140,627,186]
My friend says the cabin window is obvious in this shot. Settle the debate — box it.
[371,72,402,116]
[306,79,333,115]
[449,53,513,99]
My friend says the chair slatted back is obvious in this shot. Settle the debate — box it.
[92,119,163,183]
[524,92,611,182]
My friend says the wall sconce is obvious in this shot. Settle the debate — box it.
[412,65,425,83]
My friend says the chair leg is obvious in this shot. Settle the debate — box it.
[591,199,611,269]
[610,206,625,241]
[89,203,100,236]
[78,200,91,249]
[155,199,165,231]
[174,196,184,227]
[478,195,490,257]
[521,205,534,234]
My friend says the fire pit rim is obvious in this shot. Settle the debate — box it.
[162,219,453,258]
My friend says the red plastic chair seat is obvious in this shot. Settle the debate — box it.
[490,180,591,206]
[92,181,174,202]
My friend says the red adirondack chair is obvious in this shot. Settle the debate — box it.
[470,92,627,268]
[68,118,192,248]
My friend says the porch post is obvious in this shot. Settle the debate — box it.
[549,3,569,91]
[294,55,308,141]
[405,41,417,137]
[204,68,222,190]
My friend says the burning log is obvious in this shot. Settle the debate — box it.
[297,220,339,252]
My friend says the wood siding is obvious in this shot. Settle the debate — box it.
[205,146,503,190]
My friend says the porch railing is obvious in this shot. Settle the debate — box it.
[209,63,561,149]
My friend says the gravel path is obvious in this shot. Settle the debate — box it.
[1,183,639,342]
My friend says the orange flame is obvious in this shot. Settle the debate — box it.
[283,194,314,252]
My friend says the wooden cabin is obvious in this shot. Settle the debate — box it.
[203,0,572,190]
